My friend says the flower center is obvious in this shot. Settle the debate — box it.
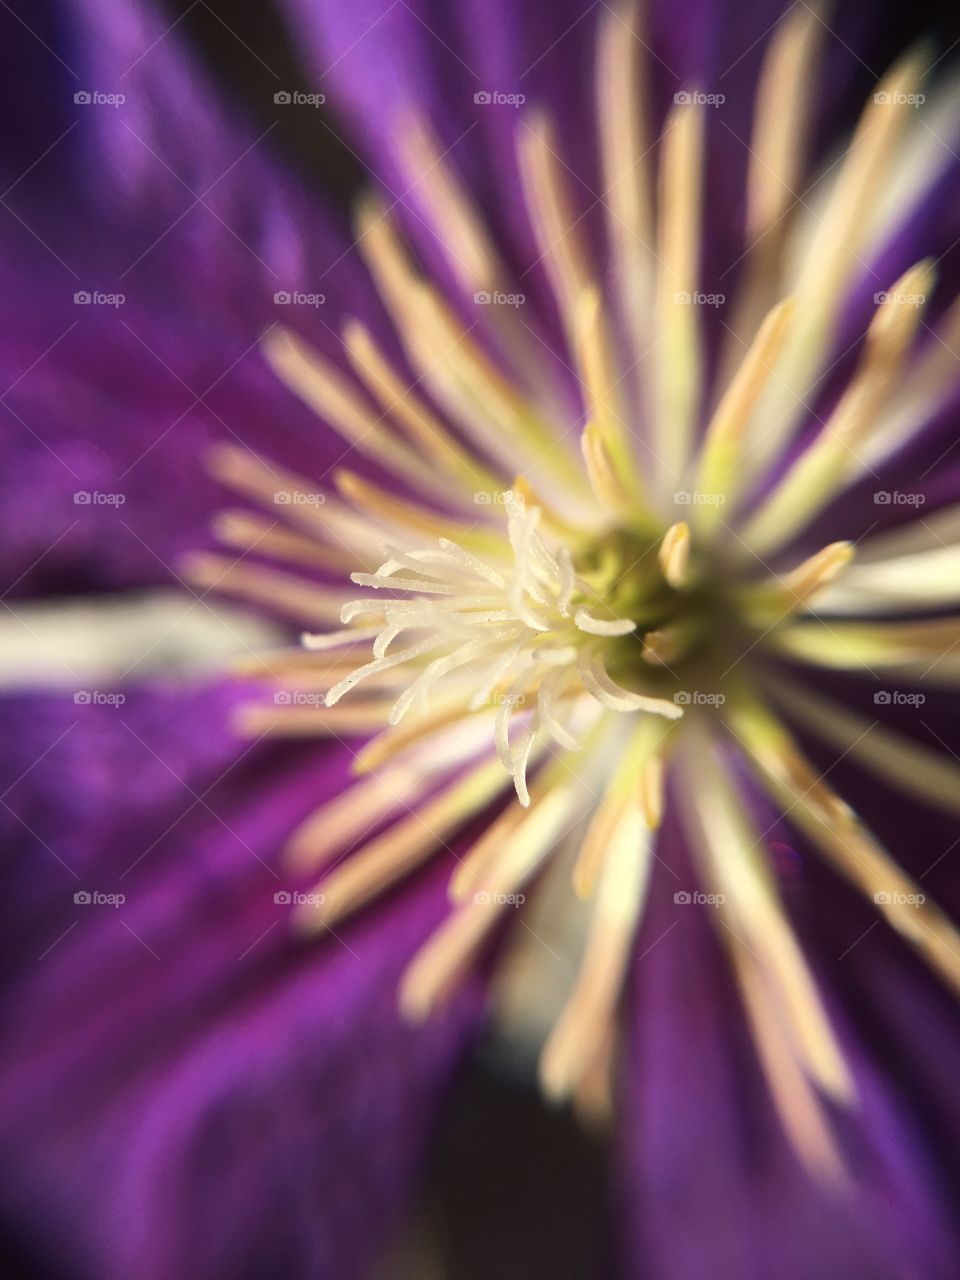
[184,0,960,1171]
[313,494,707,803]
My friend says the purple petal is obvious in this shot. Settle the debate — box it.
[0,682,480,1280]
[0,0,388,597]
[617,814,959,1280]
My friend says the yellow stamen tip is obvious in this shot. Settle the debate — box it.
[658,521,691,589]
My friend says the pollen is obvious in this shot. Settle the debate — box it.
[193,0,960,1170]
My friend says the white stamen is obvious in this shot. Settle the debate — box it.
[574,609,636,636]
[301,625,384,651]
[578,647,683,718]
[324,637,445,705]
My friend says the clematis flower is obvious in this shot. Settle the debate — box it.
[198,0,960,1162]
[3,0,960,1277]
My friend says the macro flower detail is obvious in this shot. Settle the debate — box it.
[185,1,960,1178]
[3,0,960,1273]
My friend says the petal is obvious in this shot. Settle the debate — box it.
[774,663,960,914]
[0,682,480,1280]
[617,814,959,1280]
[0,0,385,597]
